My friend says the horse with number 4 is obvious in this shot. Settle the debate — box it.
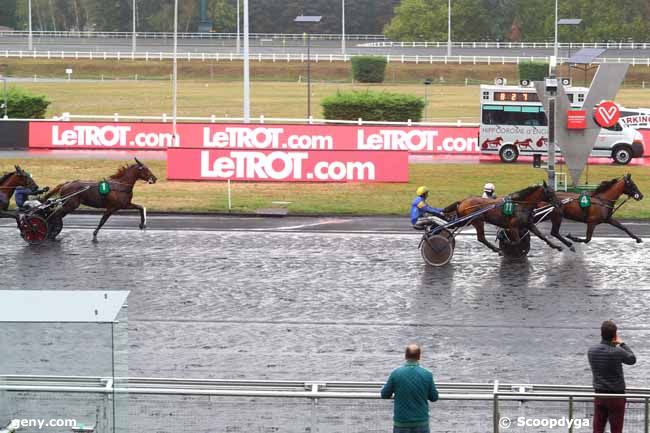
[43,158,157,240]
[538,174,644,249]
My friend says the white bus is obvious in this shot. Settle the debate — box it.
[479,83,645,164]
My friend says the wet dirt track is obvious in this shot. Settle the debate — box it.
[1,216,649,388]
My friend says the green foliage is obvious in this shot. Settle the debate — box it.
[351,56,388,83]
[321,90,424,122]
[5,86,51,119]
[518,62,548,81]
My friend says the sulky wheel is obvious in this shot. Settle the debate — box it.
[420,234,455,267]
[20,215,49,245]
[47,215,63,240]
[498,230,531,260]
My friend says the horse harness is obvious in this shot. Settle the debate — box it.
[78,180,134,194]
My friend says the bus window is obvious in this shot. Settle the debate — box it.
[603,122,623,132]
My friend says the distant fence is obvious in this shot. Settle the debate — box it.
[6,50,650,65]
[0,31,386,41]
[1,376,650,433]
[361,41,650,50]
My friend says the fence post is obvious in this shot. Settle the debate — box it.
[643,397,650,433]
[568,396,574,433]
[493,380,500,433]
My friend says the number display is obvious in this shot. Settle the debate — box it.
[494,92,539,102]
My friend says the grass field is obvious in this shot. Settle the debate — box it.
[2,159,649,218]
[12,80,650,121]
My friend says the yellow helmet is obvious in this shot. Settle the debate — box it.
[416,186,429,196]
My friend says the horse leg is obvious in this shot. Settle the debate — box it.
[567,224,596,243]
[472,220,502,254]
[549,210,575,252]
[93,208,117,241]
[607,218,643,243]
[127,203,147,229]
[528,223,563,251]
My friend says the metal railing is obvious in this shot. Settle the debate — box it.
[1,375,650,433]
[361,41,650,49]
[0,31,386,41]
[51,113,479,127]
[3,50,650,65]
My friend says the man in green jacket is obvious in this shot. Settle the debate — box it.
[381,344,439,433]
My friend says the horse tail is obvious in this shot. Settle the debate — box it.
[42,183,66,200]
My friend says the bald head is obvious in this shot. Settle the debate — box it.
[405,344,421,361]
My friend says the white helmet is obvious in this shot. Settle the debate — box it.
[484,183,495,193]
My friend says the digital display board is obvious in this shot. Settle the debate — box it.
[494,92,540,102]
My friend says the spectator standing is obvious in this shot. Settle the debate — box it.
[588,320,637,433]
[381,344,439,433]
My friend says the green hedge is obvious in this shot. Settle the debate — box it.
[4,87,51,119]
[351,56,388,83]
[321,90,424,122]
[518,62,549,82]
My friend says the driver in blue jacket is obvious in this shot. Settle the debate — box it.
[411,186,447,229]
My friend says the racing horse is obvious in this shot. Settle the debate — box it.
[43,158,157,240]
[0,166,39,218]
[444,182,563,254]
[542,174,644,245]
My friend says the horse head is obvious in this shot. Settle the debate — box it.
[13,165,39,190]
[134,158,158,184]
[541,180,559,207]
[624,173,643,201]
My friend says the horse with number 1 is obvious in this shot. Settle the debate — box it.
[43,158,157,240]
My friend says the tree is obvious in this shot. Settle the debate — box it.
[384,0,447,41]
[208,0,235,33]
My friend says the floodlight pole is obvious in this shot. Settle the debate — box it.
[28,0,33,51]
[447,0,452,57]
[553,0,558,62]
[243,0,250,122]
[172,0,178,145]
[307,33,312,118]
[236,0,241,54]
[341,0,346,55]
[132,0,136,53]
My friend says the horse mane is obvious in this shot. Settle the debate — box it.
[591,177,619,195]
[510,185,539,200]
[109,164,134,179]
[0,171,15,184]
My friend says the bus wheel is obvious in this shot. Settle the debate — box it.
[499,145,519,163]
[612,145,633,165]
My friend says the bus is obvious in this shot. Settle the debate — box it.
[479,83,644,164]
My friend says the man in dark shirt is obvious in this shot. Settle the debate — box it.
[381,344,439,433]
[587,320,636,433]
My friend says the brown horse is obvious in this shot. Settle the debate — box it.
[542,174,644,245]
[0,166,39,217]
[444,182,562,254]
[43,158,157,240]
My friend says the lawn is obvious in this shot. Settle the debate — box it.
[10,77,650,122]
[2,159,649,219]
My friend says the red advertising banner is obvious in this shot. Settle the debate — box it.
[167,149,409,182]
[28,121,480,155]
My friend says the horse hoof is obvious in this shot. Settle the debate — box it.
[637,238,643,244]
[139,224,146,230]
[569,246,576,253]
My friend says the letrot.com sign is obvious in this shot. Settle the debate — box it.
[167,149,408,182]
[29,122,480,154]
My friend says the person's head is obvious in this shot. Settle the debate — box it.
[601,320,617,342]
[416,186,429,199]
[405,344,421,361]
[484,183,495,196]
